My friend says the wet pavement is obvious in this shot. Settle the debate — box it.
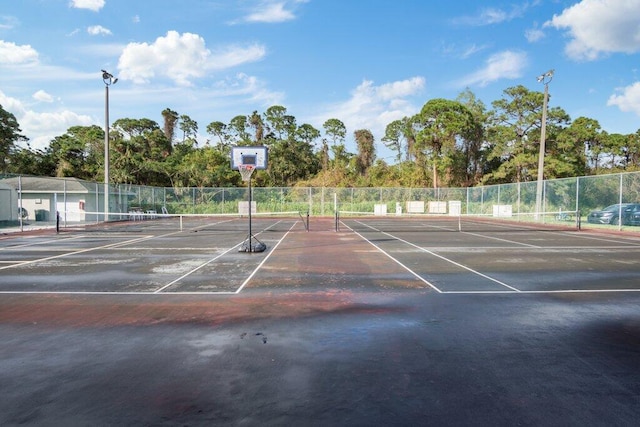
[1,218,640,425]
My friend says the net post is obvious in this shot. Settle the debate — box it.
[577,210,581,230]
[248,175,252,251]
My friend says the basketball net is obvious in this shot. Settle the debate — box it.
[239,164,255,182]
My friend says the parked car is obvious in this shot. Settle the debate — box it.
[629,207,640,226]
[586,203,640,225]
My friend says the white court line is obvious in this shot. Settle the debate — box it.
[461,231,540,248]
[0,217,244,272]
[234,222,297,294]
[0,234,157,271]
[4,286,640,296]
[442,288,640,294]
[0,235,86,251]
[153,244,243,293]
[340,222,443,293]
[560,231,640,246]
[352,220,520,293]
[155,219,296,294]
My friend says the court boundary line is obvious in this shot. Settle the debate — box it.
[461,231,540,248]
[154,220,296,294]
[3,287,640,296]
[346,219,640,294]
[234,221,298,294]
[0,234,158,271]
[351,220,521,292]
[0,220,299,296]
[339,222,443,293]
[0,235,86,251]
[152,244,243,293]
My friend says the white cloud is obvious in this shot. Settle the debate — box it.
[441,42,489,60]
[0,90,93,150]
[525,25,545,43]
[457,50,528,87]
[0,91,25,116]
[460,44,489,59]
[22,110,94,149]
[453,2,534,26]
[607,82,640,116]
[87,25,112,36]
[32,90,54,103]
[311,77,425,151]
[117,31,266,86]
[0,40,39,64]
[213,73,284,105]
[69,0,105,12]
[545,0,640,61]
[238,0,308,24]
[0,16,19,30]
[245,2,295,23]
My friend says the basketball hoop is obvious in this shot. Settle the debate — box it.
[239,164,255,182]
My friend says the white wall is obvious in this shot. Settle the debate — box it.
[0,187,17,221]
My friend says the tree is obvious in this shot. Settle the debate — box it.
[456,89,488,186]
[161,108,179,146]
[622,130,640,171]
[415,98,475,188]
[179,115,198,145]
[382,117,417,163]
[248,110,265,144]
[176,146,239,188]
[322,118,346,147]
[483,85,569,184]
[354,129,375,176]
[554,117,600,177]
[229,115,250,144]
[264,106,288,140]
[296,123,321,147]
[8,145,54,176]
[0,104,28,173]
[110,118,172,185]
[48,125,104,180]
[206,121,231,151]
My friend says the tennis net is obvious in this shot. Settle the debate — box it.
[336,210,580,233]
[56,210,309,234]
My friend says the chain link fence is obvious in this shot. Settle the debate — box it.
[2,172,640,231]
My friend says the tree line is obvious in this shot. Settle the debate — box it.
[1,85,639,189]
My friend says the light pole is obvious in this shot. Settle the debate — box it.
[102,70,117,221]
[535,69,553,219]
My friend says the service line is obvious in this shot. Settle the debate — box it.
[0,234,157,271]
[352,220,520,293]
[340,221,443,293]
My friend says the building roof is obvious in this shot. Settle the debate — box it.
[0,176,97,193]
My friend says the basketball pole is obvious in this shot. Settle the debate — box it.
[248,173,252,252]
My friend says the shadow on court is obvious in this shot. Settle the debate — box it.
[1,218,640,425]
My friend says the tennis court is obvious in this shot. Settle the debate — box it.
[2,213,637,295]
[1,214,640,425]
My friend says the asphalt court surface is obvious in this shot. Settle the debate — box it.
[3,216,640,425]
[3,215,639,295]
[0,217,301,294]
[342,218,640,293]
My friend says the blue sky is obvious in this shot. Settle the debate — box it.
[1,0,640,163]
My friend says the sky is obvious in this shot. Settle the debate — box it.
[1,0,640,163]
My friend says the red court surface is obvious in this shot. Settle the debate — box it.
[1,217,640,425]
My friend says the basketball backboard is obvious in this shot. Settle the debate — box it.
[231,146,268,170]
